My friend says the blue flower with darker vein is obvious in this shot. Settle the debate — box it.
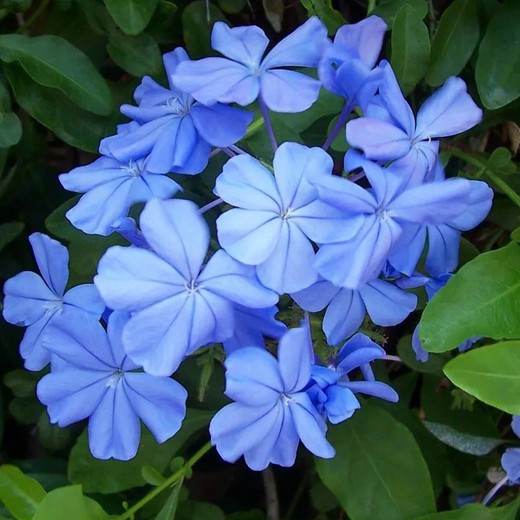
[37,311,187,461]
[2,233,104,370]
[100,47,253,175]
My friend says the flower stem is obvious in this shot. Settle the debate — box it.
[381,355,402,362]
[322,100,355,152]
[115,441,213,520]
[481,474,509,506]
[200,198,224,213]
[367,0,377,14]
[449,148,520,209]
[258,95,278,153]
[16,0,50,33]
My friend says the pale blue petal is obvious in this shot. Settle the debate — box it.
[3,272,58,325]
[387,224,426,276]
[345,380,399,402]
[425,224,460,276]
[130,173,180,200]
[414,77,483,140]
[512,416,520,438]
[140,199,209,280]
[88,385,141,460]
[324,385,360,423]
[123,373,187,443]
[502,448,520,483]
[259,406,299,467]
[162,47,190,88]
[211,22,268,67]
[387,142,439,189]
[106,311,139,370]
[278,324,313,392]
[448,180,493,230]
[29,233,68,296]
[260,69,321,113]
[190,103,253,147]
[215,154,281,211]
[361,279,417,326]
[412,325,430,362]
[200,250,278,308]
[291,278,339,312]
[37,369,110,426]
[20,313,58,371]
[224,347,283,405]
[262,17,327,68]
[95,246,186,311]
[63,284,105,317]
[323,288,365,345]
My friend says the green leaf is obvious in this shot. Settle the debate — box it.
[315,403,435,520]
[420,243,520,352]
[0,222,24,251]
[37,413,73,453]
[415,495,520,519]
[141,465,165,486]
[5,63,111,153]
[299,0,345,35]
[0,465,46,520]
[0,34,112,115]
[373,0,427,25]
[391,4,430,95]
[422,421,503,455]
[182,1,227,59]
[104,0,159,35]
[68,409,213,494]
[476,0,520,109]
[444,340,520,415]
[107,29,162,77]
[32,485,107,520]
[511,226,520,242]
[155,478,183,520]
[426,0,480,86]
[0,111,22,148]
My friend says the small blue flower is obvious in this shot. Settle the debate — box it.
[37,311,187,461]
[501,416,520,484]
[210,322,335,471]
[60,156,181,236]
[307,334,398,424]
[95,199,278,376]
[216,142,355,294]
[2,233,104,370]
[100,48,253,174]
[172,18,328,113]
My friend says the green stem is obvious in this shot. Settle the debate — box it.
[16,0,50,33]
[115,441,213,520]
[367,0,377,14]
[450,148,520,209]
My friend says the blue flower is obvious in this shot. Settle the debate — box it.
[209,323,335,470]
[94,199,278,376]
[307,334,398,424]
[222,304,287,355]
[37,311,187,461]
[100,48,253,174]
[319,16,387,109]
[60,156,181,236]
[501,416,520,484]
[2,233,104,370]
[292,276,417,345]
[172,18,328,113]
[346,61,483,183]
[215,142,356,293]
[312,157,473,289]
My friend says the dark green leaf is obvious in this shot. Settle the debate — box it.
[420,243,520,352]
[444,340,520,415]
[0,465,46,520]
[397,336,448,375]
[511,226,520,242]
[373,0,427,25]
[0,34,112,115]
[0,223,24,251]
[5,63,111,153]
[145,1,179,44]
[182,1,227,59]
[422,421,503,455]
[141,465,165,486]
[155,478,183,520]
[316,403,435,520]
[107,29,162,77]
[32,485,107,520]
[37,413,73,453]
[415,496,520,519]
[476,0,520,109]
[426,0,480,86]
[391,4,430,95]
[103,0,159,35]
[68,409,213,494]
[299,0,345,35]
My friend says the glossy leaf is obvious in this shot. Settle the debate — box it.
[103,0,159,35]
[391,4,430,94]
[420,243,520,352]
[444,340,520,415]
[0,222,24,251]
[0,465,46,520]
[373,0,427,25]
[300,0,345,35]
[316,403,435,520]
[0,34,112,115]
[426,0,480,86]
[476,0,520,109]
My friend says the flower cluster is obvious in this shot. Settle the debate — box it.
[2,15,493,467]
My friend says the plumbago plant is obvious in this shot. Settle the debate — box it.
[1,1,520,519]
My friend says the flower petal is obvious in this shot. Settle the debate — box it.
[323,288,366,345]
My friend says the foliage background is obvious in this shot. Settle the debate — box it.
[0,0,519,519]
